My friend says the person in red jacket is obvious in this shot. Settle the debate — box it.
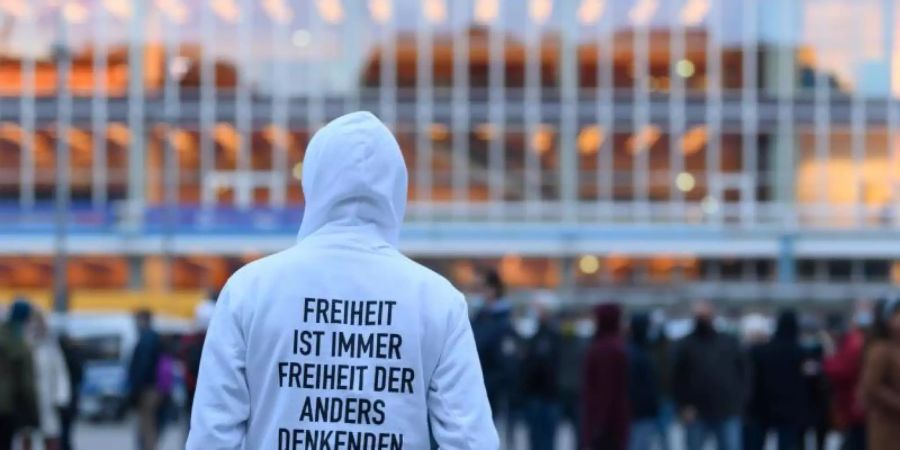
[580,303,629,450]
[823,314,868,450]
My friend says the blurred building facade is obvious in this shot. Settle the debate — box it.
[1,0,899,305]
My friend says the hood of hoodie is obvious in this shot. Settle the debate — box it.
[296,111,408,246]
[594,303,622,338]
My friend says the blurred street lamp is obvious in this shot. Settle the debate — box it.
[210,0,239,23]
[675,172,695,192]
[676,59,695,78]
[681,125,707,154]
[316,0,344,24]
[292,29,311,48]
[423,0,446,24]
[529,0,552,25]
[629,0,658,26]
[103,0,132,19]
[63,1,89,24]
[578,0,605,25]
[368,0,391,24]
[579,255,600,275]
[474,0,498,25]
[577,125,604,155]
[262,0,292,24]
[681,0,710,26]
[0,0,31,18]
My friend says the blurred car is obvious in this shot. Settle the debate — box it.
[50,312,191,421]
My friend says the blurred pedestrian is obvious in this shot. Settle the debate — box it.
[472,268,519,444]
[0,300,38,450]
[627,313,663,450]
[672,300,748,450]
[800,314,831,450]
[581,303,629,450]
[128,310,162,450]
[26,311,71,450]
[154,337,177,436]
[824,307,869,450]
[745,309,809,450]
[57,331,83,450]
[520,293,562,450]
[649,309,674,450]
[180,298,214,418]
[559,311,593,450]
[861,296,900,450]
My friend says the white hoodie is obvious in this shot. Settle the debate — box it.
[186,112,498,450]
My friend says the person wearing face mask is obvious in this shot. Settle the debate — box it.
[744,309,810,450]
[559,311,594,450]
[861,295,900,450]
[519,293,562,450]
[671,300,749,450]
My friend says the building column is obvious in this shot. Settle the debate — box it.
[128,255,144,290]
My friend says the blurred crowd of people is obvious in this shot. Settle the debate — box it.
[0,297,214,450]
[469,269,900,450]
[0,300,77,450]
[2,275,900,450]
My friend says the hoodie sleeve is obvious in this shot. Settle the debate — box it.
[427,297,499,450]
[186,281,251,450]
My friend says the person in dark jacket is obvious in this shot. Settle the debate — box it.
[128,310,162,450]
[471,269,519,445]
[520,295,562,450]
[672,300,748,450]
[0,300,38,450]
[628,313,663,450]
[559,311,594,450]
[58,333,83,450]
[581,303,629,450]
[745,309,809,450]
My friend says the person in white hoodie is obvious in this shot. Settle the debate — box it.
[186,111,498,450]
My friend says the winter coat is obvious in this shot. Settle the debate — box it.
[0,324,37,427]
[628,314,661,420]
[128,328,161,395]
[747,311,810,426]
[472,300,520,410]
[824,329,866,428]
[861,341,900,450]
[581,304,629,450]
[520,323,561,400]
[185,112,498,450]
[672,325,749,420]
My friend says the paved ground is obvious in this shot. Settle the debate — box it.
[68,415,843,450]
[73,416,185,450]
